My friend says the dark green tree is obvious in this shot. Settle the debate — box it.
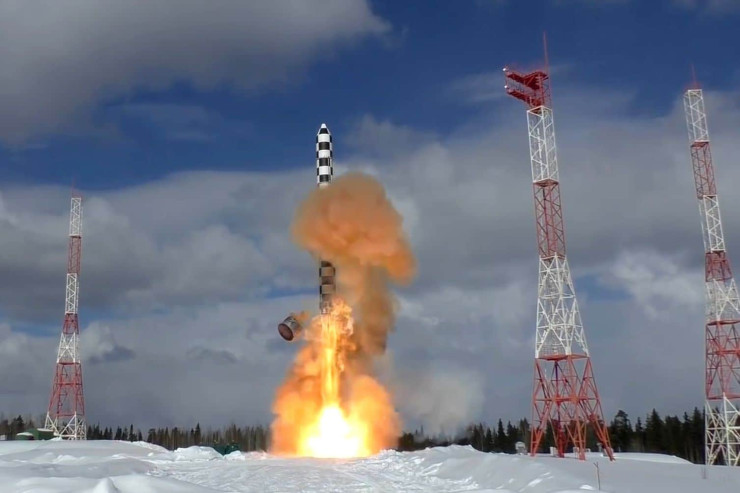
[484,428,494,453]
[608,410,633,452]
[645,409,664,452]
[493,419,506,452]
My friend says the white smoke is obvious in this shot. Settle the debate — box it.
[392,364,484,437]
[81,323,136,364]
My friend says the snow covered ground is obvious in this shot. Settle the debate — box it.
[0,440,738,492]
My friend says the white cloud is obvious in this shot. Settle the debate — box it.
[0,0,389,144]
[346,115,436,157]
[109,103,253,142]
[81,323,135,364]
[1,84,740,428]
[606,250,703,319]
[449,72,509,105]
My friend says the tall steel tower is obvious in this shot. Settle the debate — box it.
[684,87,740,466]
[504,56,613,460]
[45,194,86,440]
[316,123,336,314]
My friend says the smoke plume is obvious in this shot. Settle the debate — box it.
[271,171,416,455]
[395,366,484,437]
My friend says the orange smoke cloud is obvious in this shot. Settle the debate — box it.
[270,171,416,456]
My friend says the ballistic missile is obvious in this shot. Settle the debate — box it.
[316,123,333,188]
[316,123,336,316]
[277,124,337,341]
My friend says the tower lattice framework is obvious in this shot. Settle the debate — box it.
[504,62,613,460]
[45,194,86,439]
[684,88,740,466]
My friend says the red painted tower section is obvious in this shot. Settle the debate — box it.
[45,194,86,439]
[504,52,613,460]
[684,86,740,466]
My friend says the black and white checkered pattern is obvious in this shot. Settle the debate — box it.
[316,123,333,187]
[316,123,335,314]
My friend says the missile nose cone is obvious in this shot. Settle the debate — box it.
[318,123,330,135]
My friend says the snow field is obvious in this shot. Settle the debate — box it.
[0,440,738,492]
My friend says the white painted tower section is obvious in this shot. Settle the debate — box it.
[527,106,589,359]
[684,89,740,467]
[45,196,86,440]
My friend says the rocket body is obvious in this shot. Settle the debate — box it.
[316,124,333,187]
[277,124,337,341]
[316,124,336,315]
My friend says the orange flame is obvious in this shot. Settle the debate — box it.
[270,172,415,458]
[283,300,373,458]
[300,405,368,458]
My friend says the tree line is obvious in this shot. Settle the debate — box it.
[0,407,707,463]
[399,408,706,463]
[85,422,269,452]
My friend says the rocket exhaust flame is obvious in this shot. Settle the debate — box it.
[271,170,415,458]
[295,301,369,458]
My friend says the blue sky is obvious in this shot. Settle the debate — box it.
[3,0,737,188]
[0,0,739,430]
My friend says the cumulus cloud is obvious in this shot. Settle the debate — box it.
[449,72,509,104]
[0,170,315,322]
[1,84,739,428]
[186,347,239,365]
[0,0,390,143]
[109,103,253,142]
[346,115,436,158]
[606,250,703,319]
[82,323,136,364]
[0,324,56,413]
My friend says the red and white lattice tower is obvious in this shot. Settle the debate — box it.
[684,87,740,466]
[45,194,86,440]
[504,57,613,461]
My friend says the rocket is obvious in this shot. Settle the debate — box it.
[316,123,336,316]
[278,124,337,341]
[316,123,333,188]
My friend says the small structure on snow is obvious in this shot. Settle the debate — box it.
[15,428,55,441]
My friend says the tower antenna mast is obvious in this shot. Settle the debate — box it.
[684,82,740,466]
[45,193,86,439]
[503,45,613,460]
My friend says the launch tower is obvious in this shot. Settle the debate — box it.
[504,53,613,460]
[45,194,86,439]
[684,87,740,466]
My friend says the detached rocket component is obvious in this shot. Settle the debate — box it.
[316,123,336,315]
[278,315,303,342]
